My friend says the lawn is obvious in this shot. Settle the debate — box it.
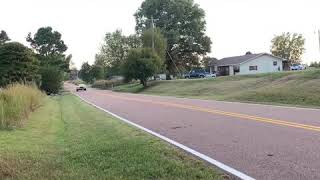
[0,94,224,180]
[114,69,320,108]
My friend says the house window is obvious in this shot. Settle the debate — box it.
[249,66,258,71]
[273,61,278,66]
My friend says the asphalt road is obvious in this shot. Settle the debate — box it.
[65,84,320,180]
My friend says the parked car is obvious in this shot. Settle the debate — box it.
[290,64,306,71]
[185,69,206,78]
[205,72,217,78]
[76,84,87,91]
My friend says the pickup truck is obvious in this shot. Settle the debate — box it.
[185,69,216,79]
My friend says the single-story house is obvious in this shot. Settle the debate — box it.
[208,53,285,76]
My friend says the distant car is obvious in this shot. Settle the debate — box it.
[185,69,207,79]
[290,64,305,71]
[76,84,87,91]
[205,72,217,78]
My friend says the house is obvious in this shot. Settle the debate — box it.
[208,53,284,76]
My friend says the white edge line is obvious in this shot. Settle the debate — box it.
[73,93,255,180]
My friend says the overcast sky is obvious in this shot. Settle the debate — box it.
[1,0,320,68]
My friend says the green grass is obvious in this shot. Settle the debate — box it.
[114,70,320,107]
[0,94,225,180]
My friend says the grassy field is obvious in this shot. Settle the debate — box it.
[0,94,224,180]
[114,69,320,107]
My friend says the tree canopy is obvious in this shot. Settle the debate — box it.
[27,27,71,74]
[141,28,167,61]
[27,26,71,93]
[26,27,67,56]
[271,32,305,64]
[79,62,92,83]
[122,48,162,87]
[0,30,10,45]
[135,0,212,75]
[0,42,40,87]
[95,30,142,77]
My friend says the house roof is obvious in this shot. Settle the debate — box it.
[209,53,284,67]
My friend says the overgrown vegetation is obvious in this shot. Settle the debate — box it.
[0,27,71,94]
[0,94,224,179]
[114,70,320,107]
[0,84,44,129]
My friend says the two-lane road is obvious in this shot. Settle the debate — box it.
[65,84,320,179]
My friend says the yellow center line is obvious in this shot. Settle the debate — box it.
[96,92,320,132]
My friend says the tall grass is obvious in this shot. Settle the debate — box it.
[0,84,44,129]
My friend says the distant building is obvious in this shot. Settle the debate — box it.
[208,53,284,76]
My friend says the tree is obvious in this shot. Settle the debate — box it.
[26,27,67,56]
[271,32,305,64]
[27,27,71,72]
[27,27,71,93]
[0,30,10,45]
[96,30,142,77]
[142,28,167,61]
[201,56,217,72]
[40,66,63,94]
[90,65,105,81]
[122,48,162,87]
[310,61,320,68]
[135,0,212,77]
[0,42,40,87]
[79,62,92,83]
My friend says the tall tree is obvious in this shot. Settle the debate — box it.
[79,62,92,83]
[0,42,40,87]
[271,32,305,64]
[26,27,67,56]
[90,65,105,81]
[0,30,10,45]
[135,0,212,77]
[96,30,141,77]
[27,27,70,72]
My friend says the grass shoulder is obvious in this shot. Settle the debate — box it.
[113,70,320,108]
[0,94,225,179]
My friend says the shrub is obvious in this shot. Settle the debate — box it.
[69,79,85,86]
[92,79,124,90]
[0,42,40,87]
[40,66,63,94]
[0,84,44,129]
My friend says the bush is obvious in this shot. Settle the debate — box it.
[69,79,85,86]
[0,84,44,129]
[92,79,124,90]
[40,66,63,94]
[0,42,40,87]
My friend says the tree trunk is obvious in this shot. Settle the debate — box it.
[140,79,147,87]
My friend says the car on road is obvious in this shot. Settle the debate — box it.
[185,69,206,79]
[76,84,87,91]
[290,64,306,71]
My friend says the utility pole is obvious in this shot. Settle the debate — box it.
[151,16,155,51]
[318,30,320,56]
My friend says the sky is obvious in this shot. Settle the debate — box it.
[1,0,320,69]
